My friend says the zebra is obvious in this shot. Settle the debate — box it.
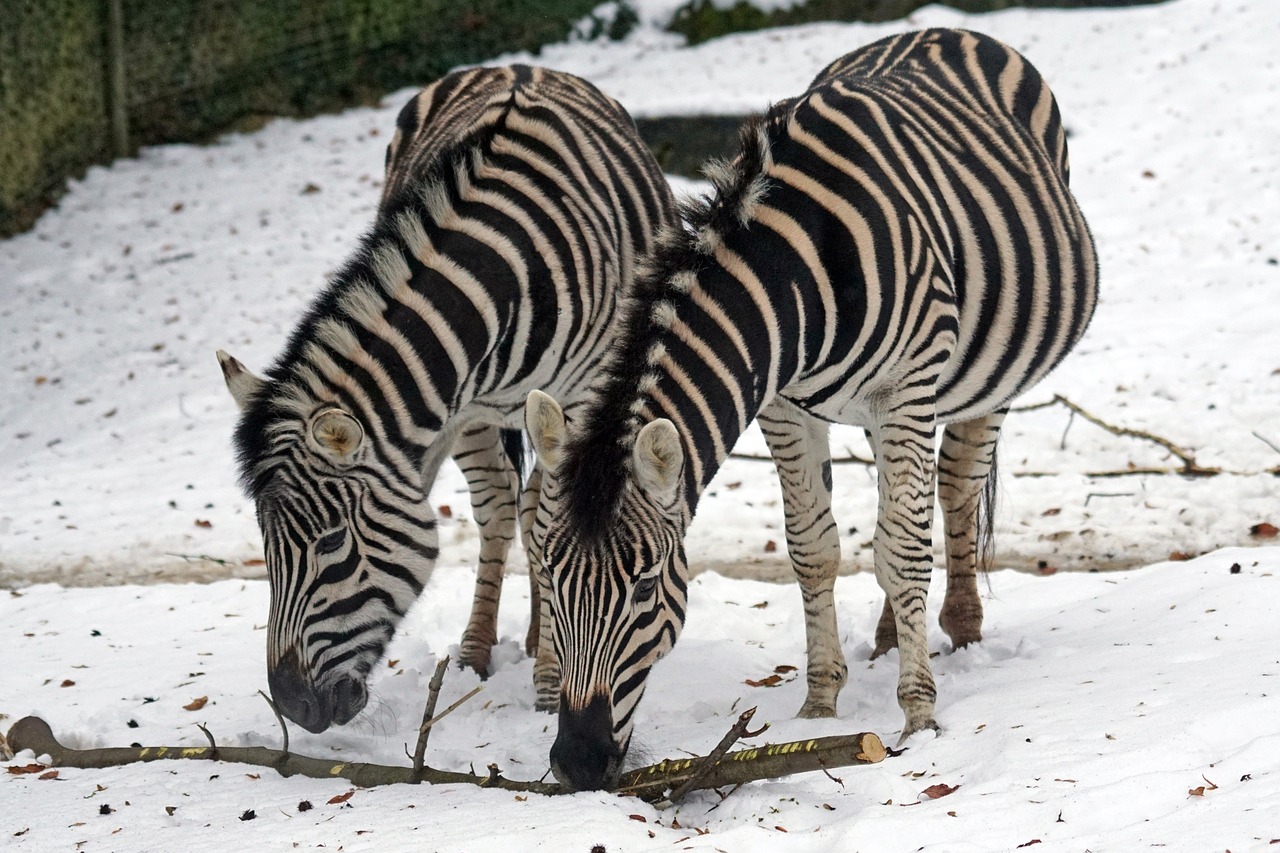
[216,64,676,733]
[524,28,1098,790]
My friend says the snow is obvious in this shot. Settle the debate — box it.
[2,0,1278,849]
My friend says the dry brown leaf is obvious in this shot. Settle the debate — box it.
[921,783,960,799]
[193,519,212,529]
[774,665,798,674]
[1016,841,1042,849]
[38,770,59,780]
[745,674,784,688]
[628,814,647,823]
[328,790,355,805]
[1041,508,1061,517]
[6,764,48,775]
[1168,551,1193,562]
[60,679,75,688]
[763,539,777,553]
[1250,522,1278,539]
[183,696,208,711]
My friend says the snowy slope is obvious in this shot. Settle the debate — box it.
[2,0,1279,849]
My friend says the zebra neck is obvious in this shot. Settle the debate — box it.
[272,217,531,475]
[640,256,805,513]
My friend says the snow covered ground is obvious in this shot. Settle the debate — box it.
[2,0,1278,849]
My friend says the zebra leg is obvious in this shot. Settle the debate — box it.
[759,399,848,719]
[453,423,520,677]
[518,465,544,658]
[525,463,561,713]
[868,413,940,740]
[937,411,1006,649]
[864,428,902,659]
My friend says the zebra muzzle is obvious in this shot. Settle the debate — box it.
[267,652,368,733]
[549,690,625,791]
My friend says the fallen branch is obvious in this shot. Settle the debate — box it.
[5,715,886,805]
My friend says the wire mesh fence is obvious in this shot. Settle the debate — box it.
[0,0,595,236]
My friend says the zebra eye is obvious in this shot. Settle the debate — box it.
[633,574,659,603]
[315,528,347,556]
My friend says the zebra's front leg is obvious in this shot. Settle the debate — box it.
[523,464,560,713]
[937,411,1006,649]
[518,466,544,658]
[869,414,940,741]
[453,424,519,677]
[759,399,847,719]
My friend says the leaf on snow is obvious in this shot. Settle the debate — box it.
[183,696,208,711]
[1016,840,1042,848]
[745,674,784,688]
[7,764,49,775]
[921,783,960,799]
[1249,522,1278,539]
[328,790,355,805]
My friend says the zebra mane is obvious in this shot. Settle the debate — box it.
[558,114,777,540]
[232,124,503,501]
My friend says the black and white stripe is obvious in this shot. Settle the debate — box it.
[217,65,675,733]
[526,28,1098,790]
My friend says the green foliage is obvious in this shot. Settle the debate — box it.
[0,0,597,236]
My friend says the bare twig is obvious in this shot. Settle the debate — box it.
[1048,395,1219,475]
[164,553,232,566]
[1059,409,1075,451]
[419,686,483,738]
[1253,431,1280,458]
[259,689,289,754]
[412,656,450,778]
[656,707,767,809]
[1084,491,1135,506]
[195,723,217,753]
[6,716,887,803]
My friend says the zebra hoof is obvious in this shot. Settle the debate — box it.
[457,651,493,680]
[796,699,837,719]
[896,717,940,748]
[939,607,983,651]
[869,639,898,660]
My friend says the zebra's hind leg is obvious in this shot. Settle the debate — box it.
[937,411,1006,650]
[868,410,940,741]
[759,399,848,719]
[863,427,903,659]
[453,423,520,678]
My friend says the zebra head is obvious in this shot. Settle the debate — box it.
[219,351,438,733]
[525,391,690,791]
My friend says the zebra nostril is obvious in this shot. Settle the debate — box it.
[329,676,368,726]
[267,658,333,733]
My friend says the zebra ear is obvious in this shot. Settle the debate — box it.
[525,390,567,470]
[216,350,265,412]
[632,419,683,504]
[310,409,365,462]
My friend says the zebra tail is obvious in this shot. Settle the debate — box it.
[501,427,531,491]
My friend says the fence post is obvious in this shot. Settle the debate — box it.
[105,0,129,158]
